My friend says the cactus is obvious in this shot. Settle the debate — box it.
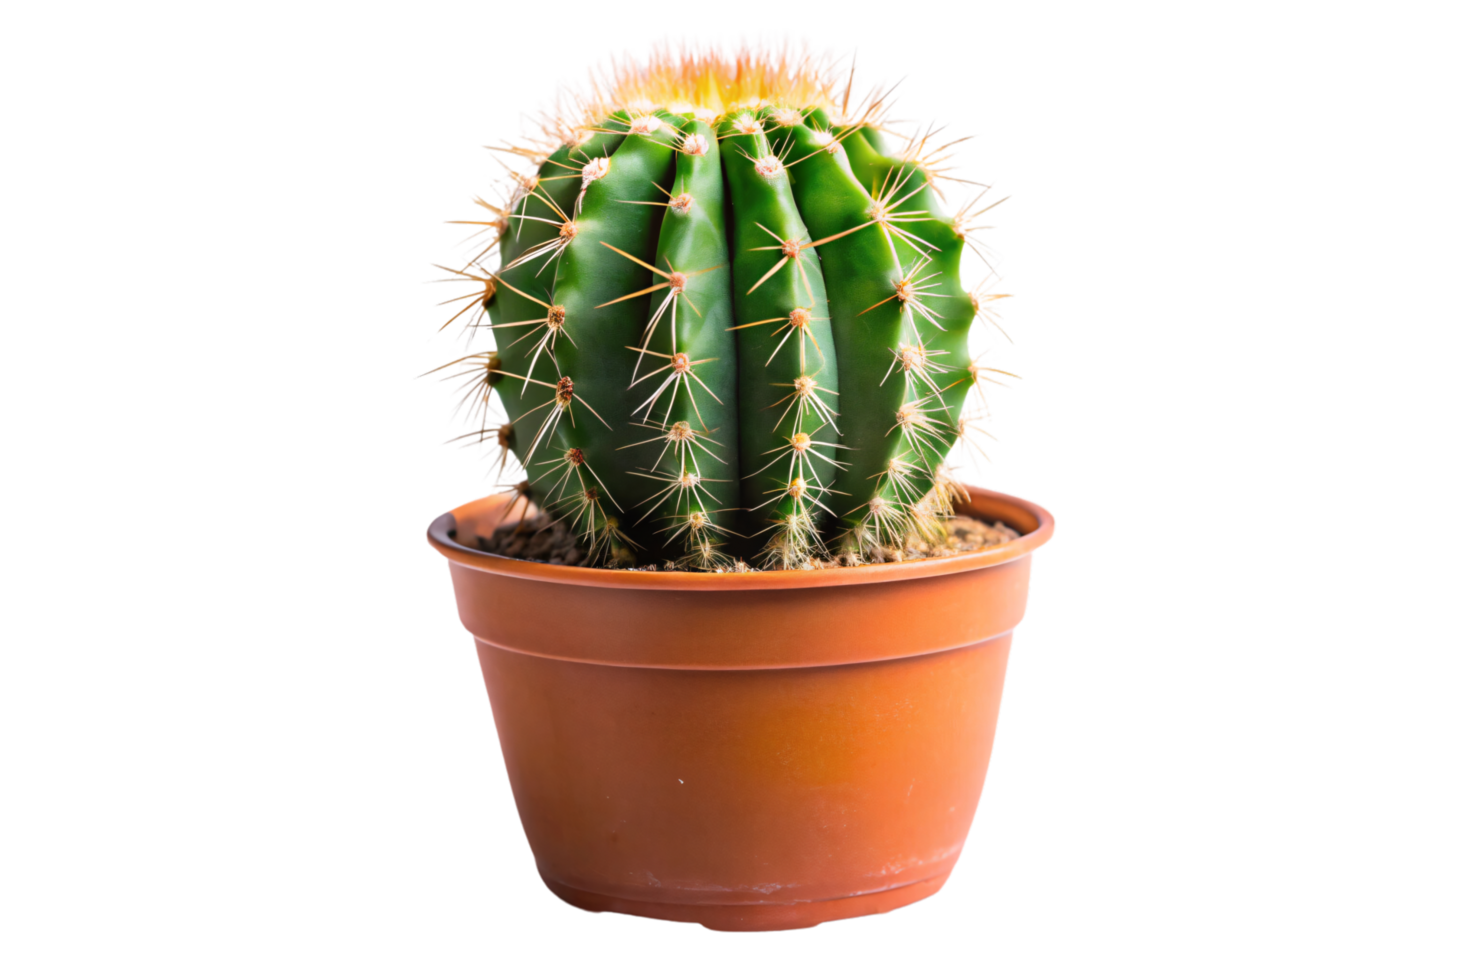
[437,51,1008,569]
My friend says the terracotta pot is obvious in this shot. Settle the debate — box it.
[427,485,1054,930]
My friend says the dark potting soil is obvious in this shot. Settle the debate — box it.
[459,510,1021,572]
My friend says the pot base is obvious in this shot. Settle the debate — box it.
[540,872,952,931]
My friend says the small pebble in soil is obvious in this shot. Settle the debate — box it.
[471,511,1020,571]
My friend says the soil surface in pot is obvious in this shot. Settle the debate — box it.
[460,511,1021,571]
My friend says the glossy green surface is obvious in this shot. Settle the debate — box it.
[775,117,910,543]
[720,113,839,562]
[841,125,977,489]
[633,116,739,563]
[489,129,625,468]
[480,104,983,566]
[544,118,678,554]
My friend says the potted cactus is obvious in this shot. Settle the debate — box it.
[426,50,1054,930]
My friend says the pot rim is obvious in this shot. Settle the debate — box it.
[427,484,1053,592]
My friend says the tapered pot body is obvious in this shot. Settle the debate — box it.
[428,486,1053,930]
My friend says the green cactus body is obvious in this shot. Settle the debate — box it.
[539,117,680,559]
[448,59,1001,569]
[799,113,981,537]
[720,113,840,565]
[773,117,915,552]
[486,128,625,477]
[633,115,740,566]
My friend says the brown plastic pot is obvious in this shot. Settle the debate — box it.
[427,485,1053,931]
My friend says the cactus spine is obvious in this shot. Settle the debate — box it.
[440,53,1005,569]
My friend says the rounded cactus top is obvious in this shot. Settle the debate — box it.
[524,49,913,161]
